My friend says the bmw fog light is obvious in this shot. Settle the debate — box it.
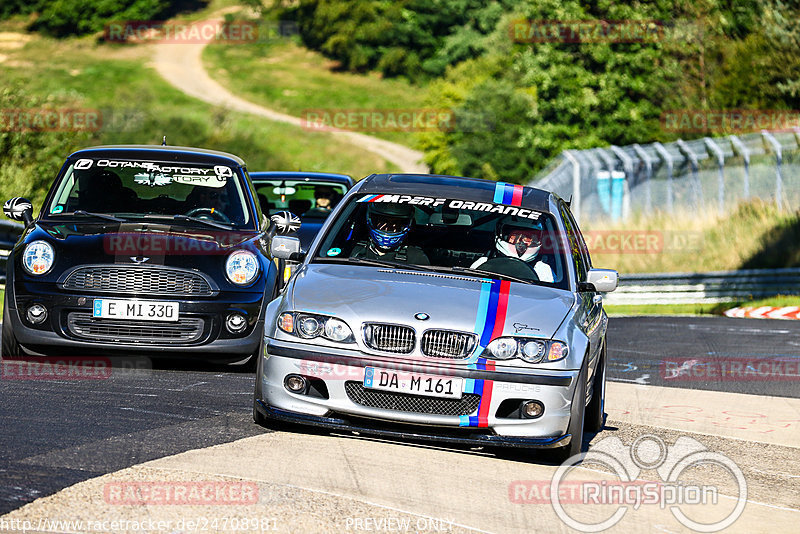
[284,374,307,393]
[27,304,48,324]
[521,400,544,418]
[225,313,247,333]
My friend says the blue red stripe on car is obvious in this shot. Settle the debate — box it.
[493,182,524,206]
[460,279,510,427]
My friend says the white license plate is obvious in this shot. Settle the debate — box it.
[363,367,463,399]
[93,299,179,322]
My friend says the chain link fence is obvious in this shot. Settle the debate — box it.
[531,130,800,223]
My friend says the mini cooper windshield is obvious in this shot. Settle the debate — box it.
[45,157,253,228]
[315,195,570,290]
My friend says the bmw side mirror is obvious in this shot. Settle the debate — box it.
[271,235,305,261]
[580,269,619,293]
[3,197,34,227]
[270,211,301,235]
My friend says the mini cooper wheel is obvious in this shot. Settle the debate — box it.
[1,298,23,359]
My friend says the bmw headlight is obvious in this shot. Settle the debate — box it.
[481,337,566,364]
[226,250,259,285]
[277,312,354,343]
[23,240,55,275]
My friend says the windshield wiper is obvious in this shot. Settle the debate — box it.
[71,210,125,222]
[317,256,429,272]
[170,214,232,230]
[445,265,536,285]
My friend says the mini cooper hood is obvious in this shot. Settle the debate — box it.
[290,263,575,339]
[28,221,259,268]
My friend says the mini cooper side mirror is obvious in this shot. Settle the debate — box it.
[270,211,301,235]
[580,269,619,293]
[271,235,305,261]
[3,197,34,227]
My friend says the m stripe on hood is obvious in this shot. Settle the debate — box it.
[461,278,510,428]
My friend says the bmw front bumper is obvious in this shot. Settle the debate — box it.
[256,339,580,448]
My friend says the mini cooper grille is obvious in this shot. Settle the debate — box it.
[67,312,204,343]
[62,266,213,296]
[363,323,415,353]
[345,382,481,416]
[421,330,476,359]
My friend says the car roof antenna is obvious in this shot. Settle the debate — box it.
[162,136,167,146]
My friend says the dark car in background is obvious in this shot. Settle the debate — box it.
[250,172,354,250]
[2,145,295,366]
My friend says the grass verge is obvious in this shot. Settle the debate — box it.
[203,38,426,147]
[586,201,800,274]
[606,295,800,317]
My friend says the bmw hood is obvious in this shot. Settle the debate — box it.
[289,263,575,339]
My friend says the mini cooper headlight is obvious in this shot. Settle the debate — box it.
[23,240,55,275]
[481,337,567,364]
[277,312,354,343]
[226,250,259,285]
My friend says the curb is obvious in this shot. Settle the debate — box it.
[724,306,800,319]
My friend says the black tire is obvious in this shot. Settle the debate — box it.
[549,357,588,463]
[252,344,268,426]
[584,340,607,433]
[1,298,23,359]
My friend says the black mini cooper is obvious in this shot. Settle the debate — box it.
[2,145,301,365]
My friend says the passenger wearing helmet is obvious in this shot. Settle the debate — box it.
[351,203,429,264]
[471,216,554,282]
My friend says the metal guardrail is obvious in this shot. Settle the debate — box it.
[604,268,800,305]
[532,129,800,223]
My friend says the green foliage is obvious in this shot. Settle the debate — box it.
[278,0,516,81]
[0,0,174,37]
[276,0,798,183]
[0,85,92,209]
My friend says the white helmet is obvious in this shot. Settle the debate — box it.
[495,217,543,262]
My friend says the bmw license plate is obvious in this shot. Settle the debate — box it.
[363,367,463,399]
[93,299,179,322]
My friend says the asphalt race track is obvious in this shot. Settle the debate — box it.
[1,316,799,532]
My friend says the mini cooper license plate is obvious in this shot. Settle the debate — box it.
[93,299,179,322]
[363,367,463,399]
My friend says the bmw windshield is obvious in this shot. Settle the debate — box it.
[314,194,570,290]
[44,157,255,228]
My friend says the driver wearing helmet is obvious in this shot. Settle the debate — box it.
[471,216,554,282]
[351,203,429,264]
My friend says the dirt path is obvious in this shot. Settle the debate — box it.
[149,18,427,173]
